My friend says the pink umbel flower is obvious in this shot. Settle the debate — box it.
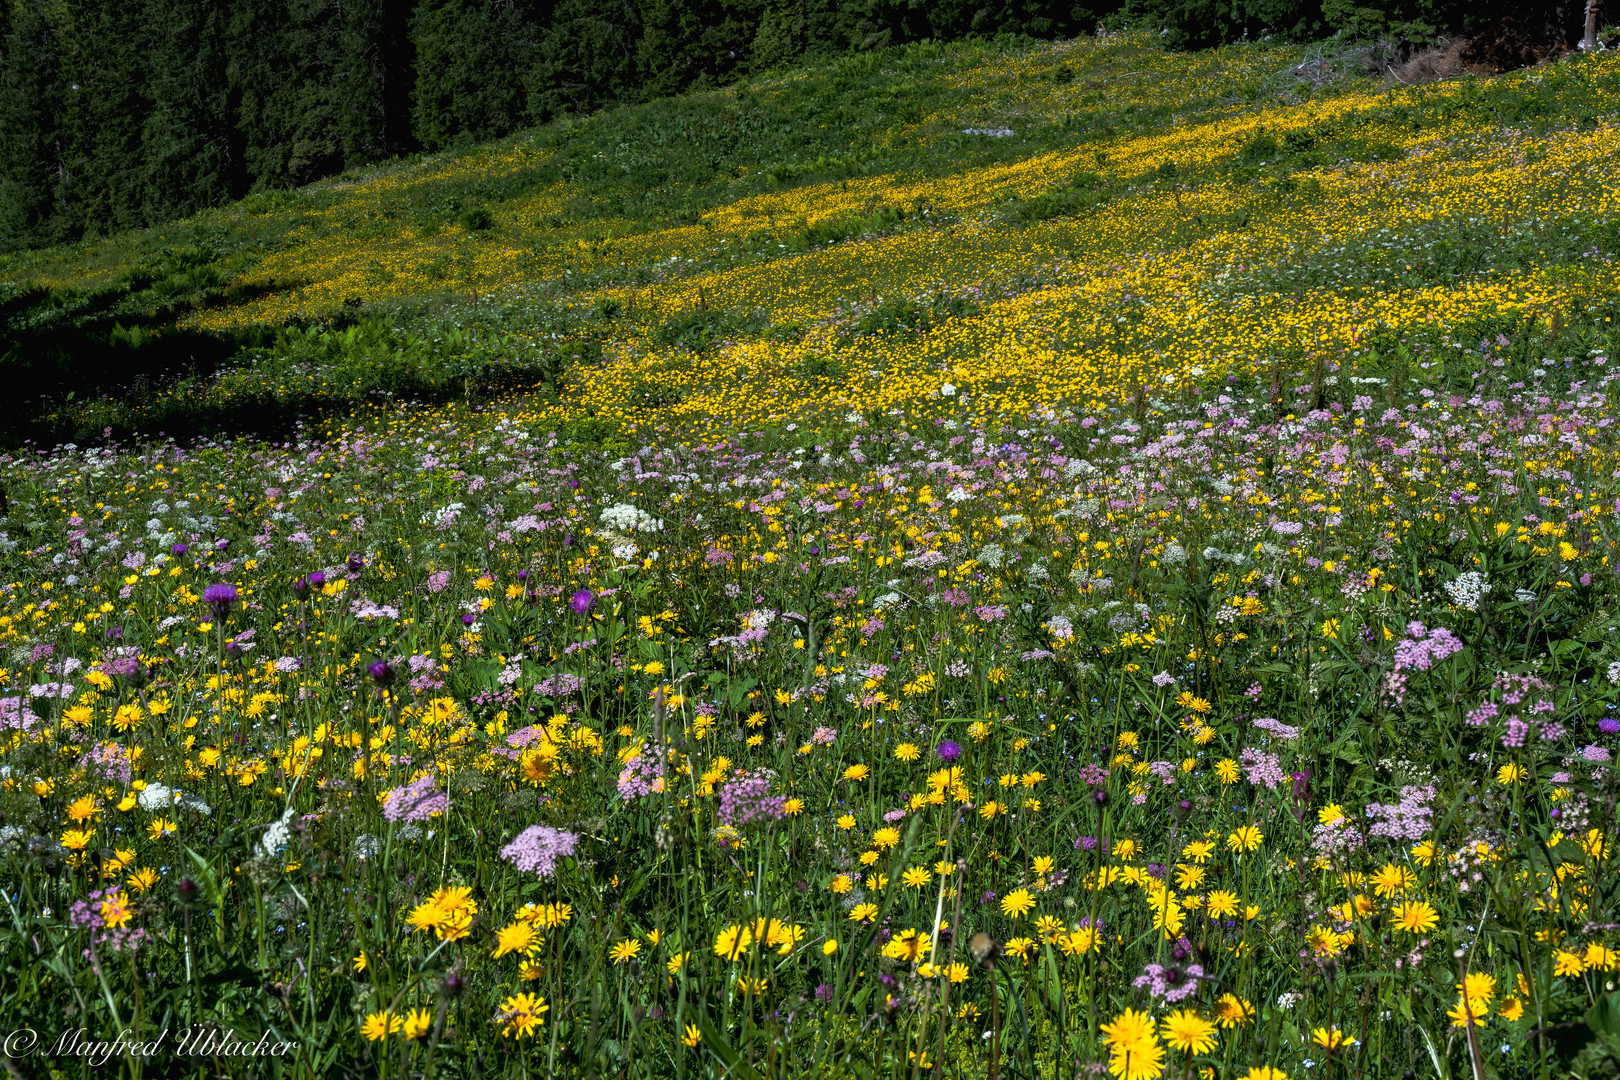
[501,825,580,878]
[382,775,448,823]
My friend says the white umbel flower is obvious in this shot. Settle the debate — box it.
[599,503,663,533]
[258,807,296,858]
[1443,571,1491,612]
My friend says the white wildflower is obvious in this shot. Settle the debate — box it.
[599,503,664,533]
[1443,571,1491,612]
[258,807,296,858]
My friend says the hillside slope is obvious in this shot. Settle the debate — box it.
[5,32,1617,447]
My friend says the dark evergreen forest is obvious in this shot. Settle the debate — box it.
[0,0,1592,253]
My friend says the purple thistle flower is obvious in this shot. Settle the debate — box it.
[936,740,962,762]
[171,543,189,556]
[1600,718,1620,735]
[501,825,580,878]
[368,660,395,687]
[570,589,595,615]
[201,582,237,621]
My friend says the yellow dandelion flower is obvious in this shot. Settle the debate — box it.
[361,1011,401,1042]
[1160,1009,1217,1054]
[1000,889,1035,918]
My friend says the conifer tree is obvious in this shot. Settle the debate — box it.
[412,0,542,149]
[139,0,240,221]
[62,0,153,237]
[0,0,72,249]
[529,0,642,122]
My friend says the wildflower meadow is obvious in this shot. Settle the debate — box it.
[3,29,1620,1080]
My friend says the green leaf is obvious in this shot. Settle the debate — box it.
[696,1016,766,1080]
[726,677,760,708]
[1040,944,1066,1020]
[1574,609,1612,643]
[1587,992,1620,1048]
[183,845,225,911]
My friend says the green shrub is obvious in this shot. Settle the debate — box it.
[648,308,761,354]
[1003,172,1110,223]
[793,204,906,250]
